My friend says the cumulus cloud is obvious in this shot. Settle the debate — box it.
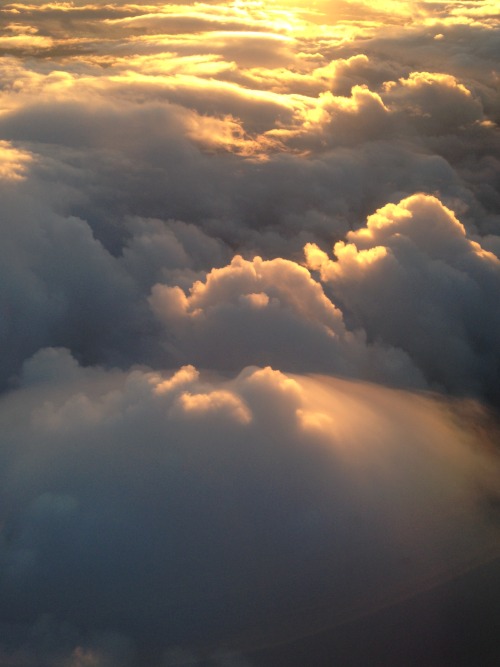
[1,349,500,665]
[0,173,149,388]
[382,71,485,135]
[1,0,500,663]
[149,254,425,387]
[305,193,500,399]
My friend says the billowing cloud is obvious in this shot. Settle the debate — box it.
[149,254,425,386]
[1,0,500,664]
[1,349,500,665]
[305,193,500,399]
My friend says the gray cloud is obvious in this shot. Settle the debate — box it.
[1,350,500,664]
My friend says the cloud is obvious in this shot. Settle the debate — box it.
[382,71,485,135]
[1,0,500,663]
[0,140,33,180]
[305,193,500,399]
[1,349,500,665]
[0,173,151,388]
[149,254,425,387]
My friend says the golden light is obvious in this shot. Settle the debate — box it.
[0,141,33,181]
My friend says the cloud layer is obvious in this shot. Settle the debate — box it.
[1,0,500,664]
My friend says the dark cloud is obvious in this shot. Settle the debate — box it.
[1,350,500,665]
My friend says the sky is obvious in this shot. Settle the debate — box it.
[0,0,500,665]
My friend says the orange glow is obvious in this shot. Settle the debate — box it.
[2,0,486,157]
[177,389,252,423]
[0,141,33,180]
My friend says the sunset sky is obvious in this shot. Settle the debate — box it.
[1,1,500,665]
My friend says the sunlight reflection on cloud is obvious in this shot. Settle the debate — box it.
[1,0,500,663]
